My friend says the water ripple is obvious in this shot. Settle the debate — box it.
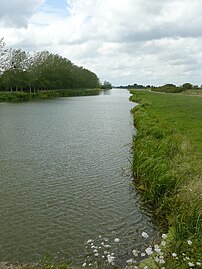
[0,90,156,263]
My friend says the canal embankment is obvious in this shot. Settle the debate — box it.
[130,90,202,268]
[0,89,100,102]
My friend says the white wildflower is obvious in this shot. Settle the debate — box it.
[114,238,120,243]
[126,258,134,264]
[161,240,166,246]
[154,245,161,253]
[172,253,177,257]
[99,235,102,238]
[86,239,93,244]
[188,262,195,267]
[186,257,190,260]
[159,259,165,264]
[82,262,86,267]
[94,253,99,257]
[107,254,115,265]
[196,262,201,266]
[154,257,160,263]
[132,249,139,257]
[142,232,149,238]
[141,252,146,257]
[143,266,148,269]
[188,240,192,245]
[145,247,153,255]
[162,234,167,239]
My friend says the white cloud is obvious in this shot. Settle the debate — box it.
[1,0,202,85]
[0,0,44,28]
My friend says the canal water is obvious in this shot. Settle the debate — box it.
[0,89,156,264]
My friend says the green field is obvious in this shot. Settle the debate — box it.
[130,90,202,268]
[135,90,202,158]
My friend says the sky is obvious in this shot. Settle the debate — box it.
[1,0,202,86]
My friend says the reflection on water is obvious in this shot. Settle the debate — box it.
[0,89,156,263]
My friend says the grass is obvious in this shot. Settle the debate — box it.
[130,90,202,268]
[0,89,100,102]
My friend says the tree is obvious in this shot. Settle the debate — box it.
[1,46,100,92]
[101,81,112,89]
[182,83,192,90]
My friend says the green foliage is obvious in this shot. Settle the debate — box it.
[130,90,202,264]
[151,84,185,93]
[182,82,193,90]
[101,81,112,89]
[0,89,100,102]
[0,43,100,92]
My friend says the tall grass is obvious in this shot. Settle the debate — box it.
[130,90,202,267]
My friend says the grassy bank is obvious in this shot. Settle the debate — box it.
[0,89,100,102]
[130,90,202,268]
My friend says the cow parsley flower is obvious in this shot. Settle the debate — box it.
[145,247,153,255]
[142,232,149,238]
[161,240,166,246]
[107,254,115,265]
[132,249,139,257]
[188,262,195,267]
[162,234,167,239]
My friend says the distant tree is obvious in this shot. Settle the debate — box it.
[182,83,192,90]
[101,81,112,89]
[164,83,176,87]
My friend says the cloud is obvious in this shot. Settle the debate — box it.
[1,0,202,85]
[0,0,43,28]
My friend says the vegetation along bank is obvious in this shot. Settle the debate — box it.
[130,90,202,268]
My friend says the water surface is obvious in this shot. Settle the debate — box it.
[0,89,156,263]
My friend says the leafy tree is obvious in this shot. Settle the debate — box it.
[182,83,192,90]
[101,81,112,89]
[0,44,100,92]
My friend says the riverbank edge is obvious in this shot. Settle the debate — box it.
[0,89,101,102]
[130,90,202,268]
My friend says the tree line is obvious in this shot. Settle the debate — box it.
[117,82,202,92]
[0,38,100,93]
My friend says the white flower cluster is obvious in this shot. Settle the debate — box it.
[82,235,120,267]
[82,233,201,268]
